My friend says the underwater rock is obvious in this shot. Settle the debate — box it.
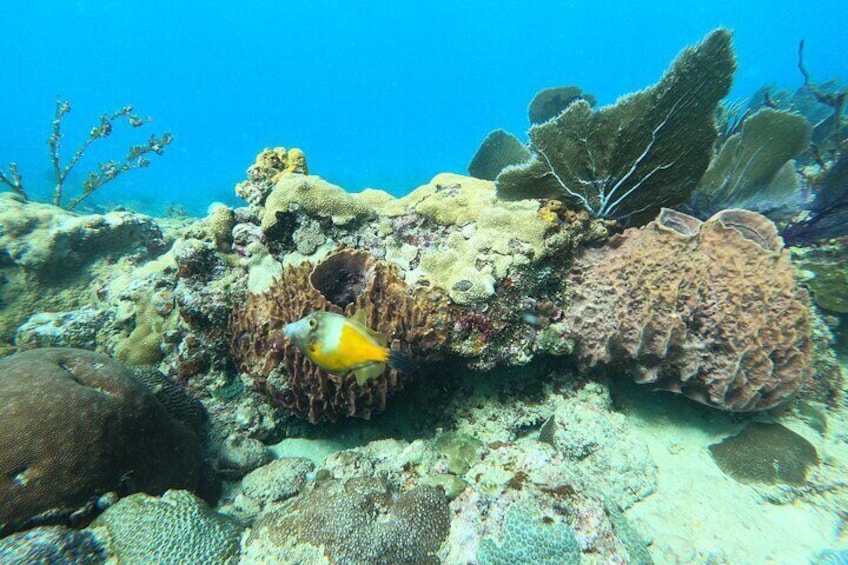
[14,308,114,351]
[496,28,736,225]
[539,391,657,507]
[528,85,597,125]
[91,489,242,565]
[566,208,813,411]
[691,108,811,216]
[0,348,204,535]
[467,129,531,181]
[0,193,166,276]
[0,195,169,348]
[241,477,450,565]
[217,434,274,479]
[708,423,820,486]
[240,457,314,503]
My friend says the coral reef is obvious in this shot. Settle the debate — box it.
[691,108,811,216]
[231,248,451,422]
[241,478,450,565]
[0,348,203,534]
[566,208,814,411]
[528,85,596,125]
[708,423,820,486]
[467,129,531,181]
[496,29,736,225]
[91,490,242,565]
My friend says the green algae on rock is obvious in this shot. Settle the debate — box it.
[708,423,820,486]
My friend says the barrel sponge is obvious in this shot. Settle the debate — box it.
[91,490,242,565]
[566,208,813,411]
[0,348,203,534]
[242,477,450,565]
[231,248,451,422]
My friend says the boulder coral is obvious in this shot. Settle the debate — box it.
[566,208,813,411]
[0,348,204,534]
[241,477,450,565]
[231,248,451,422]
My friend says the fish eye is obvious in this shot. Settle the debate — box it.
[308,318,317,328]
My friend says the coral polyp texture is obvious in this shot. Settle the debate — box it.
[231,248,451,422]
[566,208,814,411]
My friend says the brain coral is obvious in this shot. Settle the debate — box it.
[231,248,450,422]
[242,477,450,565]
[566,208,813,411]
[91,490,242,565]
[0,348,203,534]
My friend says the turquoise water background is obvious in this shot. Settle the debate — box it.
[1,1,845,214]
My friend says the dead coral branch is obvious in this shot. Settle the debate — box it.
[0,163,25,199]
[47,98,174,210]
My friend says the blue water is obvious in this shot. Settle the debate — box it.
[1,1,846,215]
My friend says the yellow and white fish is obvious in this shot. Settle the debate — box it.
[284,311,414,385]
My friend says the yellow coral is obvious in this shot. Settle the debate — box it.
[249,147,309,185]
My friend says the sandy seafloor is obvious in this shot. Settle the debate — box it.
[619,358,848,564]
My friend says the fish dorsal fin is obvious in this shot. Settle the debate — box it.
[353,363,386,386]
[349,309,388,346]
[350,309,368,327]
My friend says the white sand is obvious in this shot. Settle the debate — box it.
[621,384,847,565]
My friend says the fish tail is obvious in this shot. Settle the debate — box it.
[387,348,415,375]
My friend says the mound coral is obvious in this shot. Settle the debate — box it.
[231,248,450,422]
[242,477,450,565]
[91,490,242,565]
[566,208,813,411]
[0,348,204,534]
[496,28,736,224]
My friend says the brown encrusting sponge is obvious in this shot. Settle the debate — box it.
[231,248,451,422]
[566,208,813,411]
